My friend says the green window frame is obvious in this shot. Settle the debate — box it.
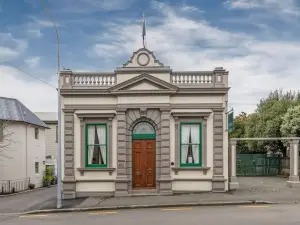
[85,123,108,168]
[180,122,202,167]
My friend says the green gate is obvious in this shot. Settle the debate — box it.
[236,154,281,176]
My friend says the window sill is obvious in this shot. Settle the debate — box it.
[77,167,115,176]
[172,167,210,175]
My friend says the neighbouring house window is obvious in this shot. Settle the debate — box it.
[85,124,107,167]
[0,121,3,141]
[55,125,58,143]
[180,123,202,167]
[35,162,39,174]
[35,128,39,139]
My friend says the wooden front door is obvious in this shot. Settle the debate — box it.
[132,140,156,189]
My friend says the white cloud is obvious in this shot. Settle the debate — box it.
[0,33,28,61]
[27,29,43,38]
[88,2,300,115]
[2,0,300,115]
[28,16,61,28]
[25,56,40,68]
[25,16,61,39]
[224,0,300,16]
[180,4,204,13]
[0,65,57,112]
[55,0,136,13]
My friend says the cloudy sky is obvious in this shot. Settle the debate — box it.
[0,0,300,115]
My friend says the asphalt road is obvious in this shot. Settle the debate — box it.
[0,187,56,214]
[1,204,300,225]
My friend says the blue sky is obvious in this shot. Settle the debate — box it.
[0,0,300,114]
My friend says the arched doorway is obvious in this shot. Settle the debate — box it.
[132,122,156,189]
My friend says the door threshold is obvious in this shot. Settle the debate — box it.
[130,189,158,196]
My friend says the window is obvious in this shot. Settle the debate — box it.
[180,123,202,167]
[35,162,39,174]
[34,128,39,139]
[55,125,58,143]
[85,124,107,167]
[132,122,155,140]
[0,121,3,141]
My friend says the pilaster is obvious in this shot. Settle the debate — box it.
[287,139,300,188]
[62,109,76,199]
[158,108,172,194]
[229,139,239,190]
[115,109,129,196]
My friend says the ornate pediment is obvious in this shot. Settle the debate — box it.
[123,48,164,68]
[108,73,178,94]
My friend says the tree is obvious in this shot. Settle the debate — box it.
[0,120,14,161]
[244,89,299,154]
[230,112,249,152]
[280,104,300,137]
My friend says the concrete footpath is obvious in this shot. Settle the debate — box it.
[2,177,300,215]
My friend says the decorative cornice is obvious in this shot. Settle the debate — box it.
[76,113,116,119]
[212,108,225,112]
[108,73,179,93]
[172,103,223,109]
[64,104,116,110]
[177,87,230,94]
[122,48,164,67]
[60,87,230,96]
[160,107,172,112]
[62,108,75,113]
[62,103,224,110]
[60,89,111,96]
[171,112,212,118]
[115,67,172,74]
[72,72,115,75]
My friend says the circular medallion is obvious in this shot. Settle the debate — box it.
[137,53,150,66]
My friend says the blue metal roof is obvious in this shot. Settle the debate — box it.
[0,97,49,128]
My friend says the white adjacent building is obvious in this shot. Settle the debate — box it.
[0,97,48,189]
[35,112,58,176]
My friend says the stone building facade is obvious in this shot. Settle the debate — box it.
[60,48,232,199]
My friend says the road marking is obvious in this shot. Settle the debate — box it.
[161,207,193,211]
[19,214,48,218]
[240,205,271,208]
[88,211,118,215]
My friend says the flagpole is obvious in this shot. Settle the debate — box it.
[142,13,146,48]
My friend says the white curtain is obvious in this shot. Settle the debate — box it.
[181,145,188,164]
[88,126,95,164]
[97,126,106,164]
[181,124,200,164]
[181,124,200,144]
[192,145,199,164]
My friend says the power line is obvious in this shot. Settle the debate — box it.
[2,61,57,90]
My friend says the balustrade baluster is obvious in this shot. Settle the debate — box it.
[111,76,115,85]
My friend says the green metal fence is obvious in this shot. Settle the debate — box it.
[236,154,281,176]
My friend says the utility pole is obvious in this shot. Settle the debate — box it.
[40,0,62,209]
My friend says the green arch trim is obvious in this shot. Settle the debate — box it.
[132,121,156,140]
